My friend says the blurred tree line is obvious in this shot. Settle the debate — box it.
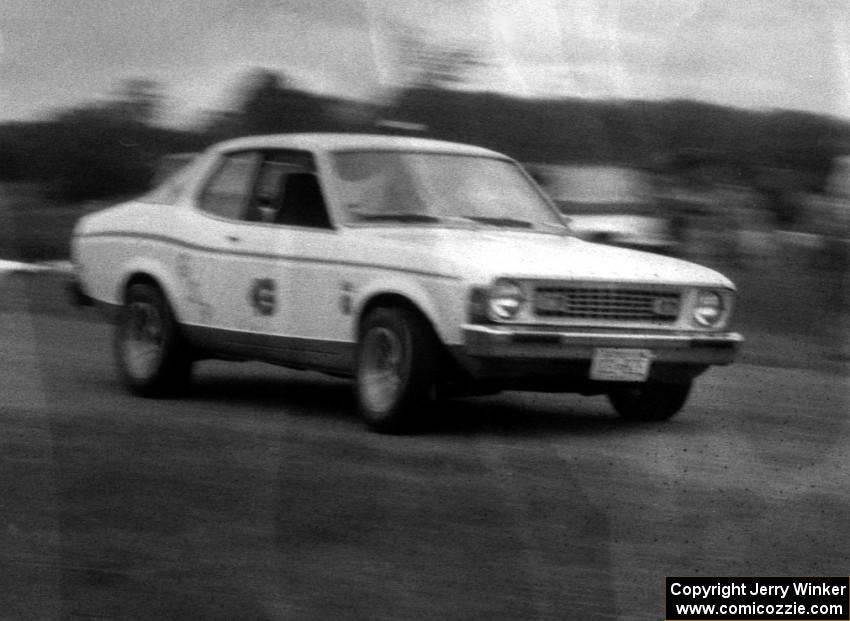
[0,72,370,200]
[389,89,849,182]
[1,66,849,203]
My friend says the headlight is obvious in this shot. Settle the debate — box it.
[488,278,526,320]
[693,290,726,327]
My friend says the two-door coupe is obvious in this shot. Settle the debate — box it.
[71,134,743,432]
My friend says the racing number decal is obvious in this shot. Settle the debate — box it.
[249,278,277,316]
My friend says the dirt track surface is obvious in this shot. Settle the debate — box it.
[1,272,848,620]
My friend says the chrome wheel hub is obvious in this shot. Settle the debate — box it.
[360,326,405,414]
[123,301,164,379]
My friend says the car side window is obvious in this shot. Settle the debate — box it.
[198,151,259,220]
[274,172,332,229]
[245,150,333,229]
[245,158,301,222]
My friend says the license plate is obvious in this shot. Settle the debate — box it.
[590,348,653,382]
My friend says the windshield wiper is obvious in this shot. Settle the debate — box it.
[463,216,533,229]
[357,213,441,223]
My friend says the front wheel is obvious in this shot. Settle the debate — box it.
[355,307,437,433]
[607,381,692,421]
[114,283,193,397]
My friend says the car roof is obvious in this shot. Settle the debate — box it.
[211,133,508,159]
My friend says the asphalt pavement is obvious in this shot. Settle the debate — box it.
[1,271,848,620]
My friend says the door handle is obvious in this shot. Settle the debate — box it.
[225,234,241,243]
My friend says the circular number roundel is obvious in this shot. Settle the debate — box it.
[249,278,277,316]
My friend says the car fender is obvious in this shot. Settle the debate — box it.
[116,256,185,321]
[352,274,463,346]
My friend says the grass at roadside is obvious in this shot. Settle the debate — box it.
[2,184,119,262]
[12,204,85,261]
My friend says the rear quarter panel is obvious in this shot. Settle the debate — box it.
[73,202,187,317]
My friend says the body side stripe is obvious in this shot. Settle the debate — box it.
[78,230,461,281]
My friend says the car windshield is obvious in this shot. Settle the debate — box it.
[331,151,567,233]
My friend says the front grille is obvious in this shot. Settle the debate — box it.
[533,286,681,322]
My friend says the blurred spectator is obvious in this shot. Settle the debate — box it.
[753,166,803,230]
[649,172,691,255]
[801,156,850,271]
[665,174,713,261]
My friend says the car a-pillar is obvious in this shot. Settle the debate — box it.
[114,274,193,398]
[354,295,443,433]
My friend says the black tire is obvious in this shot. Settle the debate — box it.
[607,381,692,421]
[355,307,437,433]
[114,282,192,397]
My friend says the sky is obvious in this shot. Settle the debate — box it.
[1,0,849,124]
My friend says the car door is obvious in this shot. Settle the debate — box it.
[184,149,268,340]
[261,160,350,370]
[190,148,349,371]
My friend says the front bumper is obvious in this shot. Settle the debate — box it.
[463,325,742,365]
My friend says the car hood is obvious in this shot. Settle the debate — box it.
[355,227,733,288]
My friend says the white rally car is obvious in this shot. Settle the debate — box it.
[71,134,742,432]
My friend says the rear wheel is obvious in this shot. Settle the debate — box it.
[115,283,192,397]
[356,307,437,433]
[607,381,692,421]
